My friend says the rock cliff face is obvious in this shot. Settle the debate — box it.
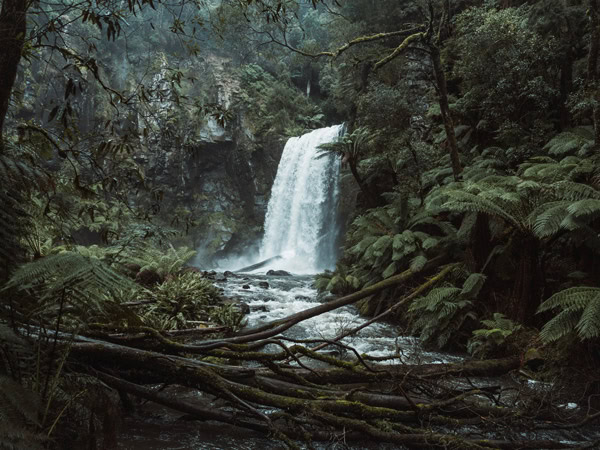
[144,130,284,262]
[137,54,286,264]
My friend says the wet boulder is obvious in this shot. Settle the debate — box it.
[251,305,269,313]
[258,281,270,289]
[203,270,217,280]
[266,269,292,276]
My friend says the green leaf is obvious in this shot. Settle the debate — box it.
[461,273,487,299]
[382,262,397,279]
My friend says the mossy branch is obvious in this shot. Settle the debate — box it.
[374,32,426,70]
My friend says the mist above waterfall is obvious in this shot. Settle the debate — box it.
[257,125,343,274]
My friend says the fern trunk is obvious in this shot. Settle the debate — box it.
[471,214,492,272]
[0,0,27,148]
[348,159,382,208]
[511,236,541,325]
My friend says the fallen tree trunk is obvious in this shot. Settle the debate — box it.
[92,369,591,449]
[57,328,598,449]
[69,338,520,384]
[236,255,283,272]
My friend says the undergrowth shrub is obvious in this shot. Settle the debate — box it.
[467,313,524,358]
[139,272,222,330]
[408,272,485,349]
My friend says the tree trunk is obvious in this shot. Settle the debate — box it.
[588,0,600,147]
[430,43,462,180]
[594,96,600,147]
[0,0,27,150]
[559,44,573,130]
[511,236,541,325]
[588,0,599,83]
[348,159,381,208]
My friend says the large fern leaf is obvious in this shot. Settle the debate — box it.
[538,287,600,343]
[4,252,137,316]
[543,131,591,157]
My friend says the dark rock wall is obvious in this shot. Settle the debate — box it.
[138,116,284,262]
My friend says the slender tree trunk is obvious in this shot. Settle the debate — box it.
[588,0,600,146]
[0,0,27,150]
[559,44,573,130]
[594,97,600,146]
[429,43,462,181]
[588,0,599,82]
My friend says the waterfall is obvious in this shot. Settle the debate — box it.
[259,125,343,273]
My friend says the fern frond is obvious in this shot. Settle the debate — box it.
[409,254,428,272]
[0,191,30,280]
[543,131,591,157]
[442,191,522,231]
[539,308,580,343]
[575,296,600,340]
[553,181,600,201]
[537,287,600,312]
[0,154,48,191]
[0,376,45,450]
[566,199,600,221]
[410,287,462,312]
[531,201,570,238]
[538,287,600,343]
[461,273,487,299]
[4,252,137,317]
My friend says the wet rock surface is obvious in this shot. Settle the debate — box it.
[265,269,292,276]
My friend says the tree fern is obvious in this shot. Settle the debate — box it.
[430,172,600,243]
[566,198,600,221]
[317,126,374,161]
[408,270,486,348]
[531,201,572,237]
[436,189,526,231]
[537,287,600,342]
[409,288,469,348]
[4,252,137,320]
[543,131,592,157]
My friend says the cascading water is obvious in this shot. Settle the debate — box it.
[259,125,344,273]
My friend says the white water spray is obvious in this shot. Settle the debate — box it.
[259,125,343,273]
